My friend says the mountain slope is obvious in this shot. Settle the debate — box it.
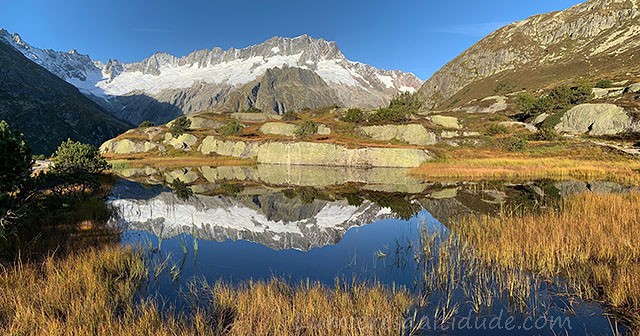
[0,31,422,124]
[0,41,131,154]
[417,0,640,109]
[219,66,341,113]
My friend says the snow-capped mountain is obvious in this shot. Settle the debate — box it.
[0,30,422,124]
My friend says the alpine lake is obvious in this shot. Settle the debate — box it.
[108,163,638,335]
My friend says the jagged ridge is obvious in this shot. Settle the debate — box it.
[0,30,422,124]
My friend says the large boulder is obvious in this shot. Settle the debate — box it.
[360,124,437,146]
[259,122,297,136]
[430,115,461,129]
[555,104,632,135]
[256,142,432,167]
[592,87,625,99]
[189,116,221,129]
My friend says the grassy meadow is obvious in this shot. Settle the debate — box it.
[413,142,640,184]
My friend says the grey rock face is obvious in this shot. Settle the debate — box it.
[219,67,341,114]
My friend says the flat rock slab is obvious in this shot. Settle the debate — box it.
[430,115,461,129]
[164,133,199,150]
[628,83,640,93]
[259,122,297,136]
[232,113,280,123]
[257,142,433,168]
[100,138,159,154]
[360,124,437,146]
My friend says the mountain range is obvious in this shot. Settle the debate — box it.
[0,31,422,125]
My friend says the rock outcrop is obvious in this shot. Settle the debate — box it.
[359,124,437,146]
[555,103,634,135]
[256,142,432,167]
[103,129,434,168]
[429,115,461,129]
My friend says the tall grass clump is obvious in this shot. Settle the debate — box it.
[452,192,640,329]
[0,245,416,335]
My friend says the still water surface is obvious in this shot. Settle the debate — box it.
[109,164,633,334]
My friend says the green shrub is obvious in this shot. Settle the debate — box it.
[243,106,262,113]
[51,139,109,175]
[294,120,318,137]
[169,116,191,138]
[0,120,32,229]
[281,111,300,121]
[514,85,592,122]
[368,92,422,124]
[138,121,154,128]
[217,120,244,137]
[339,108,365,123]
[388,92,422,112]
[534,127,560,141]
[595,79,613,89]
[368,107,408,124]
[486,123,509,136]
[515,92,537,117]
[170,178,193,201]
[509,136,528,152]
[540,111,565,130]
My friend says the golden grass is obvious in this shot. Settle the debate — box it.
[0,246,414,336]
[414,156,640,183]
[452,192,640,328]
[455,192,640,272]
[413,143,640,184]
[200,280,413,335]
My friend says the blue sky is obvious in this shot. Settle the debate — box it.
[0,0,583,80]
